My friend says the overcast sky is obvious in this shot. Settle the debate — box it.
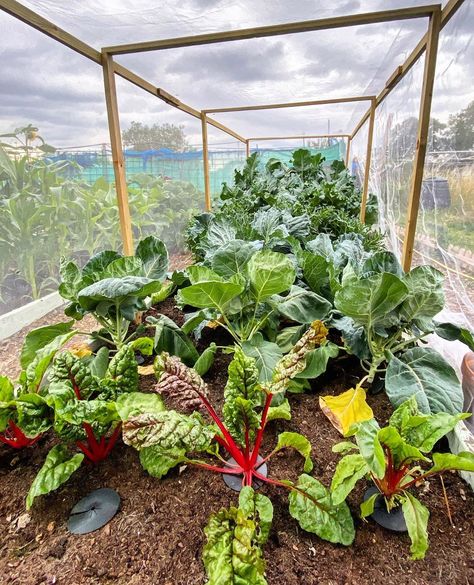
[0,0,472,148]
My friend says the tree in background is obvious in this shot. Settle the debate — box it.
[449,100,474,151]
[122,121,190,152]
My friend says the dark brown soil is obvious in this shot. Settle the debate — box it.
[0,301,473,585]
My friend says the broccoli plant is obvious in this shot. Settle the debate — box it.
[120,322,355,547]
[59,235,169,348]
[330,396,474,559]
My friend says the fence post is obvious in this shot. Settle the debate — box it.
[345,137,351,167]
[360,97,376,223]
[201,112,212,211]
[102,51,134,255]
[402,8,441,271]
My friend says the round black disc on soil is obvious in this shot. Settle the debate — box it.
[67,488,120,535]
[364,486,407,532]
[222,456,268,492]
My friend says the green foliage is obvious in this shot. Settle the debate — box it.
[203,487,273,585]
[122,121,189,151]
[59,235,168,347]
[333,264,470,413]
[331,397,474,559]
[288,474,355,545]
[185,149,380,263]
[26,445,84,509]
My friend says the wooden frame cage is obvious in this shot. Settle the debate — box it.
[0,0,465,269]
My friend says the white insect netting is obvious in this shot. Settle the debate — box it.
[0,0,472,358]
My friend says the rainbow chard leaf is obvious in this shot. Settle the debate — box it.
[203,486,272,585]
[288,474,355,546]
[26,445,84,509]
[402,493,430,560]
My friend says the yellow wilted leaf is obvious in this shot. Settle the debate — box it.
[69,342,92,358]
[138,364,155,376]
[319,387,373,436]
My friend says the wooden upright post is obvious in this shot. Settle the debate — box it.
[201,112,211,211]
[246,140,250,158]
[360,97,376,223]
[102,51,134,255]
[402,8,441,271]
[345,137,351,168]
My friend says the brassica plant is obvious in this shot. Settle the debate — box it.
[59,235,169,348]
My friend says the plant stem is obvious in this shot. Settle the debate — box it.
[249,392,273,467]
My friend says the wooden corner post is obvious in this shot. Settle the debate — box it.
[345,137,351,167]
[402,7,441,271]
[201,112,212,211]
[102,51,134,255]
[246,140,250,158]
[360,97,376,223]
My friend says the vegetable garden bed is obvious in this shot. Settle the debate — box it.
[1,150,473,585]
[1,300,473,585]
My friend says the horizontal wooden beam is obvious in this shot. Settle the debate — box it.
[103,5,439,55]
[248,134,350,141]
[204,95,375,114]
[351,0,463,139]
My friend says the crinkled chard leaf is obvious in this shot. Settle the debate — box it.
[115,392,165,420]
[267,321,328,394]
[223,348,262,446]
[203,487,272,585]
[139,445,187,479]
[123,410,215,452]
[288,474,355,545]
[26,445,84,509]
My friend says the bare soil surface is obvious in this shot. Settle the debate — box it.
[0,299,473,585]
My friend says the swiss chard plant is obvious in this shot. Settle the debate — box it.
[59,235,169,348]
[0,321,77,448]
[120,322,355,547]
[202,486,273,585]
[330,396,474,559]
[25,343,152,508]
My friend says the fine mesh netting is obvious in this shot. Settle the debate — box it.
[0,0,472,354]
